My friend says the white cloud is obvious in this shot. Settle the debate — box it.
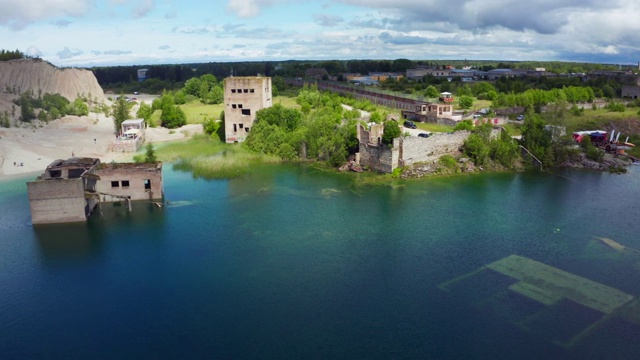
[0,0,92,30]
[133,0,156,18]
[25,46,43,57]
[57,47,84,59]
[227,0,261,18]
[226,0,294,18]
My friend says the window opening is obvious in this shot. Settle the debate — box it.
[121,180,130,187]
[144,179,151,190]
[111,181,119,187]
[241,109,251,116]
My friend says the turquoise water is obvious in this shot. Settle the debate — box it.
[1,165,639,359]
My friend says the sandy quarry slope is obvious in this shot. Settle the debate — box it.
[0,58,105,102]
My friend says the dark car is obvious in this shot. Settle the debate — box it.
[404,120,417,129]
[418,133,430,138]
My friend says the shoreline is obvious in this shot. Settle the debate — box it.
[0,113,202,179]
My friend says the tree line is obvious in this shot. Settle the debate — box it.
[0,49,29,61]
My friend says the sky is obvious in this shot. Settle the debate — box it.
[1,0,640,68]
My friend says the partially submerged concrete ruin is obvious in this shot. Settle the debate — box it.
[27,157,163,225]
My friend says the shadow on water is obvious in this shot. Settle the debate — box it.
[34,222,103,263]
[34,200,166,263]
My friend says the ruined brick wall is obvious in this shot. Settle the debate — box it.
[358,143,397,173]
[358,131,473,173]
[110,138,142,153]
[399,131,471,166]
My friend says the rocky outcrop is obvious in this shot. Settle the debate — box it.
[559,153,632,172]
[0,58,105,101]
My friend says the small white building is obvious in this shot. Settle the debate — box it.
[112,119,146,152]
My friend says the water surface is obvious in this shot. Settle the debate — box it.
[1,165,639,359]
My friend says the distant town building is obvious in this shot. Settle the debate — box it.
[224,76,272,143]
[304,68,329,79]
[406,67,452,80]
[137,68,148,82]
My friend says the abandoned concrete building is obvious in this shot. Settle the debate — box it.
[112,118,146,152]
[27,157,163,225]
[224,76,272,143]
[27,158,102,224]
[95,162,163,202]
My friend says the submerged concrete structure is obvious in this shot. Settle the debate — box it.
[27,157,101,224]
[27,158,164,225]
[223,76,272,143]
[439,254,639,349]
[95,162,163,202]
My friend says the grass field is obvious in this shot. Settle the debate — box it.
[557,107,640,132]
[142,135,280,179]
[416,122,455,132]
[181,102,225,124]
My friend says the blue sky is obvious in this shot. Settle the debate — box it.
[1,0,639,67]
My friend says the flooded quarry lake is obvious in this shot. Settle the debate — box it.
[1,164,639,359]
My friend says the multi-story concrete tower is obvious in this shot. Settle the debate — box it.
[223,76,272,143]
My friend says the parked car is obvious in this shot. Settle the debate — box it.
[418,133,430,138]
[404,120,417,129]
[516,115,525,121]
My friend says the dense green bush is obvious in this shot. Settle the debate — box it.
[439,154,458,170]
[580,135,604,162]
[454,119,473,131]
[606,101,625,112]
[382,120,401,145]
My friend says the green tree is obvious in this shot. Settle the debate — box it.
[381,120,401,145]
[370,111,383,123]
[183,77,202,97]
[144,143,157,163]
[204,85,223,104]
[255,103,302,131]
[68,98,89,116]
[454,119,474,131]
[424,85,439,98]
[160,96,186,129]
[602,84,615,99]
[520,109,552,165]
[136,102,154,122]
[456,85,473,97]
[19,93,35,121]
[458,95,474,109]
[112,95,131,134]
[580,134,604,162]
